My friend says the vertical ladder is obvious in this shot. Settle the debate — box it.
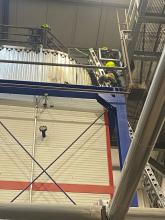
[89,48,112,87]
[128,122,165,208]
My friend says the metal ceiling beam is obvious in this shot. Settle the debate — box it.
[51,0,129,8]
[139,15,165,24]
[108,46,165,220]
[0,59,126,70]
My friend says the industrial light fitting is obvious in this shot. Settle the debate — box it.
[39,125,47,138]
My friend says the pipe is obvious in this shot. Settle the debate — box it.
[108,46,165,220]
[0,204,165,220]
[29,98,38,203]
[11,112,105,202]
[0,204,102,220]
[0,59,126,70]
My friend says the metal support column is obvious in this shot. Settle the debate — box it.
[97,94,138,206]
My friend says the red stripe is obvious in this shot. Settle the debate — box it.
[104,111,114,196]
[0,181,114,195]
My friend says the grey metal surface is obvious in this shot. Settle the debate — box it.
[50,0,130,8]
[0,204,102,220]
[8,0,122,48]
[108,46,165,220]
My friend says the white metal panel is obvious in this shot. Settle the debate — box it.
[0,190,29,203]
[0,46,91,85]
[0,103,34,203]
[34,108,109,185]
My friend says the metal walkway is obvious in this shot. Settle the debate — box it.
[117,0,165,87]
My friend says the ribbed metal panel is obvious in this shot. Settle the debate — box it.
[0,105,33,182]
[0,190,30,203]
[0,95,112,205]
[34,110,108,185]
[0,45,91,85]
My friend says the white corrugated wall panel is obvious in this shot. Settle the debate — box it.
[0,46,91,85]
[0,190,29,203]
[0,103,34,203]
[33,108,109,186]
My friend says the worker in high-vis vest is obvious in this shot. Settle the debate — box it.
[99,61,118,86]
[41,24,51,30]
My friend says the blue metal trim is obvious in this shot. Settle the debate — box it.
[115,103,138,207]
[0,79,125,99]
[98,93,138,207]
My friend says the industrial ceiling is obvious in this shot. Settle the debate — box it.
[7,0,129,49]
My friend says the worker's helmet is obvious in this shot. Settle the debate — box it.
[41,24,50,29]
[105,61,116,68]
[102,47,108,50]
